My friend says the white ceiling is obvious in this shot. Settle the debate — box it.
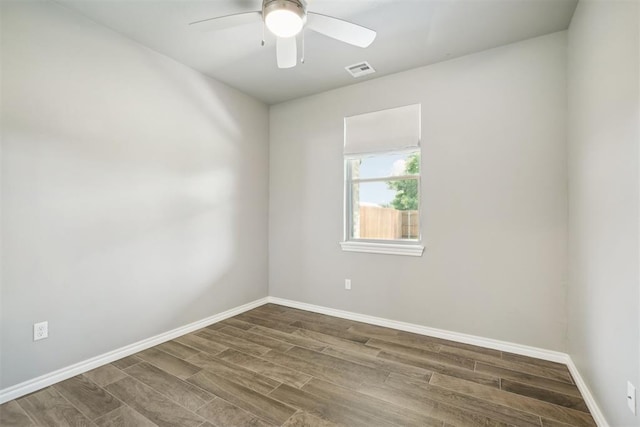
[55,0,578,104]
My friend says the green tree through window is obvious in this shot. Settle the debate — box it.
[387,153,420,210]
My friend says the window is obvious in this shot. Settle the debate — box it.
[347,151,421,240]
[341,104,424,256]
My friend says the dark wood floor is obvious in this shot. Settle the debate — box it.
[1,304,595,427]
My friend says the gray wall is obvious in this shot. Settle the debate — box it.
[269,32,568,351]
[0,1,269,389]
[567,1,640,425]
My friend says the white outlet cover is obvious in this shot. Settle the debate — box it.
[628,381,636,415]
[34,321,48,341]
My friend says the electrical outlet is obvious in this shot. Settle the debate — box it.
[628,381,636,415]
[34,321,48,341]
[345,279,351,290]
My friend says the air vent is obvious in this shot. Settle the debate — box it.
[345,61,375,78]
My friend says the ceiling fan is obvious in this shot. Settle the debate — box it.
[189,0,377,69]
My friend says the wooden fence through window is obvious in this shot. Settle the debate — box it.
[359,206,419,240]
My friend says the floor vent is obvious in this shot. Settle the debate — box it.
[345,61,375,78]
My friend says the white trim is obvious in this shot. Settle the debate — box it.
[267,296,609,426]
[0,297,269,404]
[566,357,610,427]
[340,241,424,256]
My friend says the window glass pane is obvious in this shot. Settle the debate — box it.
[352,179,420,240]
[350,151,420,180]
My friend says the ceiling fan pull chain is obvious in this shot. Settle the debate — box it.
[261,21,265,46]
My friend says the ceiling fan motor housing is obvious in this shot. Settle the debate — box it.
[262,0,306,23]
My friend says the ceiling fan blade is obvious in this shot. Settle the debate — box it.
[277,36,297,69]
[306,12,376,48]
[189,11,261,32]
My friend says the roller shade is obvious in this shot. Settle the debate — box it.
[344,104,420,156]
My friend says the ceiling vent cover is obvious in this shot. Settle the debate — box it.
[345,61,375,78]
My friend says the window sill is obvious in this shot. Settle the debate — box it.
[340,241,425,257]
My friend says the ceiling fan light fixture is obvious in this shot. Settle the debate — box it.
[191,0,377,70]
[263,0,305,38]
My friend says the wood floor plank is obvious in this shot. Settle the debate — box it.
[156,340,201,360]
[53,375,121,420]
[322,345,433,380]
[186,352,281,394]
[430,373,596,426]
[16,387,93,427]
[293,328,380,356]
[216,318,256,330]
[251,305,346,329]
[347,322,404,339]
[217,325,295,353]
[278,309,363,332]
[367,338,476,370]
[429,339,503,358]
[137,347,201,380]
[124,361,213,411]
[290,320,370,344]
[204,322,226,330]
[302,378,444,427]
[286,346,389,385]
[238,308,301,325]
[479,357,574,384]
[348,324,444,353]
[83,365,127,387]
[355,380,510,427]
[173,332,228,356]
[195,397,274,427]
[475,362,582,397]
[93,406,157,427]
[541,417,576,427]
[281,411,341,427]
[0,400,37,427]
[259,349,367,389]
[269,383,397,427]
[255,307,356,331]
[379,350,500,388]
[106,377,204,427]
[384,372,542,427]
[197,328,272,356]
[234,313,299,333]
[501,379,590,412]
[350,323,503,357]
[187,370,296,425]
[217,348,313,388]
[248,304,289,316]
[111,355,142,370]
[502,352,572,373]
[438,343,505,364]
[248,325,328,352]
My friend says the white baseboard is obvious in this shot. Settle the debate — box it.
[0,297,269,404]
[566,357,609,427]
[266,296,610,427]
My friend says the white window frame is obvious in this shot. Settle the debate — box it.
[340,149,425,257]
